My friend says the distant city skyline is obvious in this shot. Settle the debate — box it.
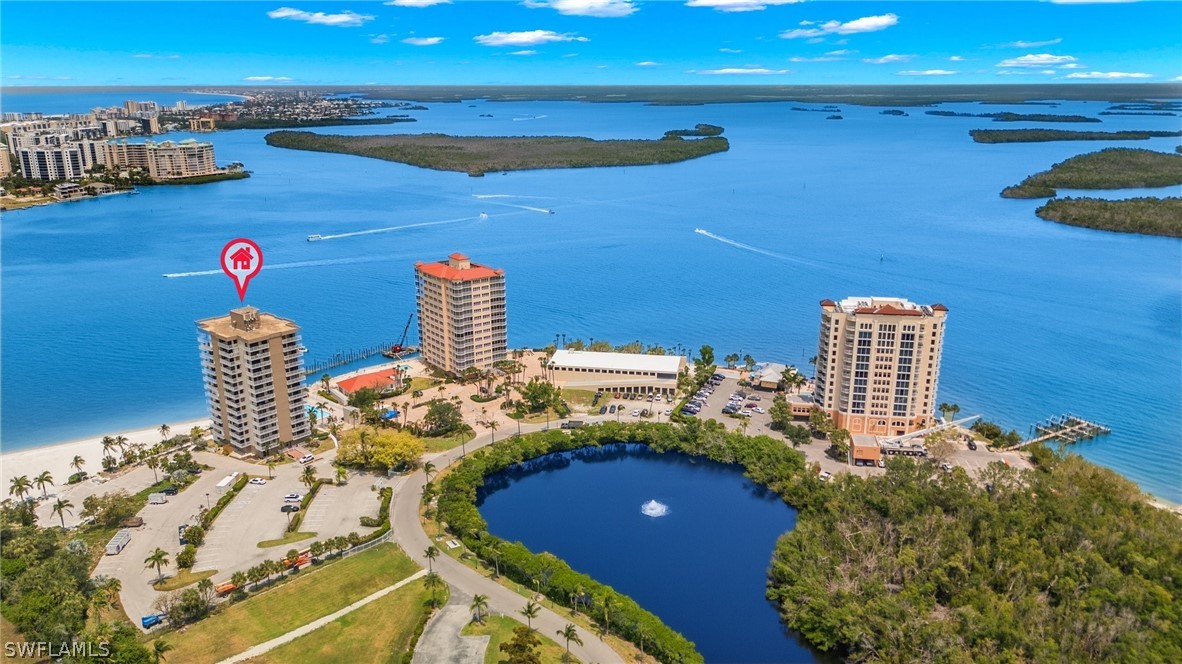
[2,1,1180,87]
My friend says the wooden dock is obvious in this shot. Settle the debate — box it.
[303,342,400,377]
[1009,414,1111,450]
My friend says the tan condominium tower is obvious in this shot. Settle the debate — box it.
[196,306,311,456]
[815,297,948,437]
[414,253,507,375]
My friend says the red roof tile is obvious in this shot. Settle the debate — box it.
[415,260,503,282]
[854,304,923,317]
[338,368,403,394]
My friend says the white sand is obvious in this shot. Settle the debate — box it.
[1,418,208,490]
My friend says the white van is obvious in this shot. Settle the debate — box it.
[299,454,314,464]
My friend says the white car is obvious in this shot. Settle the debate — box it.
[631,409,641,417]
[819,471,833,482]
[283,493,302,502]
[752,406,766,414]
[738,409,752,416]
[249,478,266,486]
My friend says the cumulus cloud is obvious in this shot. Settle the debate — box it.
[996,53,1078,67]
[244,75,294,81]
[780,13,898,39]
[996,69,1056,76]
[267,7,373,27]
[475,30,588,46]
[863,54,913,64]
[403,36,444,45]
[7,75,72,80]
[523,0,637,17]
[370,34,391,44]
[949,56,965,61]
[133,53,181,59]
[789,56,842,62]
[1059,63,1085,69]
[686,0,804,11]
[384,0,451,6]
[825,49,856,56]
[1002,38,1062,48]
[719,47,743,53]
[510,50,538,55]
[635,61,662,66]
[1065,71,1152,79]
[696,67,790,75]
[898,69,958,76]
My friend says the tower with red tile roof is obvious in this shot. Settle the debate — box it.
[414,253,507,375]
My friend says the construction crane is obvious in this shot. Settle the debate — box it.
[387,313,415,355]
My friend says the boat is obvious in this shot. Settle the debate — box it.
[306,234,322,242]
[297,345,309,353]
[479,212,489,220]
[547,209,555,214]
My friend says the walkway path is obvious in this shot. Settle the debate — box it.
[412,590,489,664]
[215,569,428,664]
[392,418,625,664]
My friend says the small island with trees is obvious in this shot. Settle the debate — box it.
[927,110,1101,123]
[971,128,1182,143]
[264,125,729,176]
[1035,197,1182,238]
[1001,148,1182,199]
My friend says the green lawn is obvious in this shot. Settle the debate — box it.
[462,615,577,664]
[153,543,418,664]
[257,531,317,549]
[408,376,440,393]
[248,579,434,664]
[153,568,217,591]
[423,433,470,453]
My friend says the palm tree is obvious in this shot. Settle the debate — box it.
[488,541,503,578]
[601,594,613,636]
[424,571,444,608]
[101,436,118,464]
[33,471,54,499]
[423,461,437,483]
[470,593,489,624]
[231,571,247,591]
[144,547,170,584]
[487,419,500,444]
[335,465,347,485]
[402,401,410,427]
[115,435,129,456]
[70,454,86,477]
[301,464,316,489]
[520,601,540,631]
[8,475,32,501]
[146,456,161,483]
[152,639,173,664]
[557,624,582,655]
[51,498,74,528]
[159,424,171,441]
[190,425,205,443]
[424,545,439,573]
[321,373,331,391]
[266,458,277,479]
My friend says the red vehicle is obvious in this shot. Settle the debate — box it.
[215,582,237,595]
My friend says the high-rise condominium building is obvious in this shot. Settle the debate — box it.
[414,253,507,375]
[814,297,948,437]
[197,306,310,456]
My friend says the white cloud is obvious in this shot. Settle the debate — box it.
[949,56,965,62]
[696,67,790,75]
[244,76,294,81]
[133,53,181,59]
[780,13,899,39]
[267,7,373,27]
[1002,38,1062,48]
[403,36,444,45]
[6,75,70,80]
[863,54,913,64]
[635,61,662,67]
[523,0,637,17]
[996,53,1078,67]
[475,30,588,47]
[562,53,579,57]
[510,50,538,55]
[789,56,842,63]
[1175,75,1182,81]
[370,34,391,44]
[384,0,451,6]
[719,48,743,54]
[996,69,1056,76]
[686,0,804,12]
[898,69,958,76]
[825,49,856,56]
[1065,71,1152,79]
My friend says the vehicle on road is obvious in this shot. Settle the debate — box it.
[599,406,607,414]
[281,504,301,513]
[967,440,978,451]
[215,582,237,596]
[283,493,302,502]
[609,405,616,413]
[819,471,833,482]
[161,487,178,496]
[249,478,266,485]
[141,614,165,629]
[299,454,314,464]
[560,420,585,429]
[148,493,167,505]
[630,409,640,417]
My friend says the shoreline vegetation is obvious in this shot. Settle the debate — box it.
[1000,148,1182,198]
[435,422,1182,664]
[1036,197,1182,238]
[264,125,729,176]
[164,116,416,131]
[927,110,1100,123]
[971,128,1182,143]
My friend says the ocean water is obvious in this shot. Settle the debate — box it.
[476,443,814,663]
[1,93,1179,502]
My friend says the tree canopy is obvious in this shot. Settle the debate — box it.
[336,426,424,470]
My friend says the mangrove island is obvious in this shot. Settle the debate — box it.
[1000,148,1182,199]
[1035,196,1182,238]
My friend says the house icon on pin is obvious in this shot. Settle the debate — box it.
[231,247,254,270]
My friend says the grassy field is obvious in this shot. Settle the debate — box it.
[1001,148,1182,198]
[408,376,441,393]
[423,433,470,453]
[265,130,728,176]
[154,568,217,591]
[246,579,433,664]
[559,389,600,413]
[257,531,317,548]
[152,543,419,664]
[462,615,577,664]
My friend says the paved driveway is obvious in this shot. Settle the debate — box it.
[298,472,386,542]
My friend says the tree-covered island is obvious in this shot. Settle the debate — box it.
[1035,197,1182,238]
[971,129,1182,144]
[264,126,729,176]
[1001,148,1182,198]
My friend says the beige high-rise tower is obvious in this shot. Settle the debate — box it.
[414,253,507,375]
[814,297,948,436]
[197,306,311,456]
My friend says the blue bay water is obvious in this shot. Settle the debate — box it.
[476,443,813,663]
[1,94,1179,503]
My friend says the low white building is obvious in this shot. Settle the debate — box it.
[546,349,686,396]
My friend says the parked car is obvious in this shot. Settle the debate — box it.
[609,405,617,413]
[161,487,178,496]
[631,409,641,417]
[752,406,766,414]
[738,409,753,416]
[877,459,886,468]
[178,525,189,544]
[599,406,607,414]
[281,504,300,513]
[748,394,761,401]
[299,454,314,464]
[722,406,738,415]
[249,478,266,485]
[818,471,833,482]
[967,440,978,451]
[283,493,302,502]
[940,462,953,473]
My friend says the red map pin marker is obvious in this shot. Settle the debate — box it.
[220,238,264,301]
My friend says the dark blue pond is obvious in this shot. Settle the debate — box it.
[476,443,818,663]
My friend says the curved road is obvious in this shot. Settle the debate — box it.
[393,417,624,664]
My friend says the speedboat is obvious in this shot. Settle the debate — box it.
[478,212,489,220]
[306,234,322,242]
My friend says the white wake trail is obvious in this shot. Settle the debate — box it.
[318,215,476,240]
[693,228,810,265]
[163,257,384,278]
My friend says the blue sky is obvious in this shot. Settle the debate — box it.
[2,1,1180,86]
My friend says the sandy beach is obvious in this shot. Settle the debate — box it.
[1,418,208,491]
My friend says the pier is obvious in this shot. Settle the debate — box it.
[1009,414,1111,450]
[304,342,401,377]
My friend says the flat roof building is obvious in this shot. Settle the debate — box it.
[815,297,947,437]
[547,349,686,396]
[197,306,311,456]
[414,253,507,375]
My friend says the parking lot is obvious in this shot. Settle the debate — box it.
[296,468,387,542]
[193,473,292,576]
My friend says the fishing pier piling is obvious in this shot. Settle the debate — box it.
[303,342,400,376]
[1010,414,1111,450]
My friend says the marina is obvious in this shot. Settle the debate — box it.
[1009,414,1113,450]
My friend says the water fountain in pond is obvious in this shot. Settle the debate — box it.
[640,499,670,518]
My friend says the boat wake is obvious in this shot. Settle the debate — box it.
[693,228,808,265]
[163,256,383,278]
[471,194,555,200]
[512,115,547,121]
[316,215,479,241]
